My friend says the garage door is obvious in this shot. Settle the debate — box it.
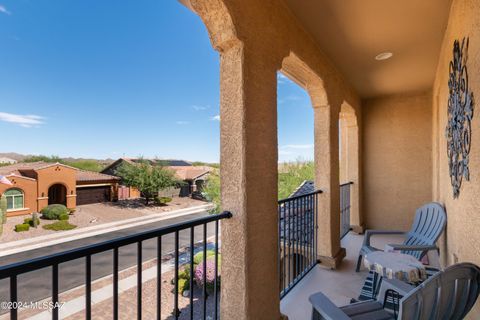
[76,186,111,205]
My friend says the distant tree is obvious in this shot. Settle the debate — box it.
[66,160,105,172]
[203,170,221,213]
[192,161,220,169]
[116,161,179,205]
[278,160,314,199]
[23,155,63,163]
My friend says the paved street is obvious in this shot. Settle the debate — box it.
[0,211,217,307]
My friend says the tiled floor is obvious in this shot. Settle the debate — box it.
[280,232,408,320]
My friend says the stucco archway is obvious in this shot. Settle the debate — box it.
[48,184,67,206]
[339,103,362,234]
[280,52,346,268]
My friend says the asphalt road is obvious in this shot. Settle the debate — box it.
[0,211,217,306]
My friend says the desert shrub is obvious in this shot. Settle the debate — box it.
[58,213,69,221]
[154,196,172,206]
[24,217,40,227]
[193,250,216,265]
[178,278,190,295]
[41,204,68,220]
[194,257,221,293]
[179,265,191,280]
[42,221,77,231]
[15,223,30,232]
[68,208,76,214]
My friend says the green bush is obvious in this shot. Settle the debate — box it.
[15,223,30,232]
[41,204,69,220]
[154,196,172,206]
[42,221,77,231]
[179,265,191,280]
[178,278,190,294]
[193,250,216,265]
[58,213,69,221]
[24,217,40,227]
[203,171,220,213]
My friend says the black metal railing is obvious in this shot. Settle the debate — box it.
[0,211,232,320]
[340,182,353,239]
[278,190,321,298]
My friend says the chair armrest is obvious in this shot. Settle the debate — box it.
[363,230,406,247]
[309,292,351,320]
[382,278,415,296]
[387,244,438,252]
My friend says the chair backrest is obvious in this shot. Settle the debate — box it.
[402,202,447,259]
[399,263,480,320]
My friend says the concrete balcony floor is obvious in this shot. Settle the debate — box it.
[280,232,408,320]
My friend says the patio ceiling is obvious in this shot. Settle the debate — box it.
[283,0,452,98]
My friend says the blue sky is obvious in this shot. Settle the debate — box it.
[0,0,313,163]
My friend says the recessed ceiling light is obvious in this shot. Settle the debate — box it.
[375,52,393,61]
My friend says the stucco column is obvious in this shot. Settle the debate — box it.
[339,118,348,183]
[346,122,363,233]
[219,44,281,319]
[314,104,346,269]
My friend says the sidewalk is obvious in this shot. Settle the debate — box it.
[22,238,220,320]
[0,207,218,316]
[0,203,213,258]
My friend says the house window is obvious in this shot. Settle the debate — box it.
[4,189,24,210]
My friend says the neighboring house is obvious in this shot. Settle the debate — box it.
[289,180,315,198]
[0,162,120,217]
[0,157,17,165]
[101,158,211,198]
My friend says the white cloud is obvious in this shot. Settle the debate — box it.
[280,144,314,149]
[0,5,11,15]
[191,105,210,111]
[210,115,220,121]
[0,112,45,127]
[176,121,190,125]
[285,95,301,101]
[277,73,287,84]
[279,150,293,155]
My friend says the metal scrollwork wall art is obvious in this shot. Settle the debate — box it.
[446,37,474,198]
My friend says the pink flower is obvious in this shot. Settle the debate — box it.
[194,259,217,286]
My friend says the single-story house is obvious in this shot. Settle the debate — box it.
[0,157,17,165]
[101,158,211,198]
[0,162,120,217]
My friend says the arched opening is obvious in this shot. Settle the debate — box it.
[48,184,67,206]
[339,103,361,235]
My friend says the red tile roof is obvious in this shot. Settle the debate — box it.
[168,166,210,180]
[0,162,119,183]
[76,170,120,182]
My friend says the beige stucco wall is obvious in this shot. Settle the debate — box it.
[432,0,480,316]
[363,92,433,230]
[184,0,363,318]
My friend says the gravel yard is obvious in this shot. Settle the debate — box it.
[0,197,207,244]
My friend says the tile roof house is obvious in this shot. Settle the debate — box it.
[279,180,317,248]
[0,157,17,164]
[0,162,119,216]
[101,158,211,197]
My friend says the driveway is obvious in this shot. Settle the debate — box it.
[0,210,218,308]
